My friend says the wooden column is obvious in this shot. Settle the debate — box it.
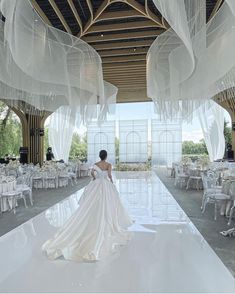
[11,106,50,165]
[215,99,235,159]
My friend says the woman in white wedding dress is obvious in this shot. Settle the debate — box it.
[42,150,132,262]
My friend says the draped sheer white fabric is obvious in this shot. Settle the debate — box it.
[48,82,117,163]
[0,0,117,162]
[0,0,117,123]
[197,101,225,162]
[147,0,235,120]
[48,106,80,163]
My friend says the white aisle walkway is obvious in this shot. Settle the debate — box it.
[0,172,234,293]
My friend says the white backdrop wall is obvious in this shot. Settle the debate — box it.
[87,121,115,165]
[151,120,182,166]
[119,120,148,163]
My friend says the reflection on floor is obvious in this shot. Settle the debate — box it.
[0,172,234,293]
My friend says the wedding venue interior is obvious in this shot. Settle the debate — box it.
[1,0,235,292]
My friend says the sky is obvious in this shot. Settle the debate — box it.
[76,101,231,142]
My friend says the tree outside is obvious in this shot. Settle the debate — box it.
[0,101,22,157]
[182,139,208,155]
[224,120,232,146]
[69,133,87,162]
[182,120,232,159]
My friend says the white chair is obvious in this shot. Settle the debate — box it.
[67,164,78,185]
[186,168,203,190]
[174,165,189,188]
[227,182,235,226]
[32,172,44,189]
[201,174,230,220]
[79,163,90,177]
[166,165,173,177]
[58,171,69,187]
[16,184,33,206]
[16,175,33,206]
[0,179,27,213]
[43,170,57,189]
[201,171,222,210]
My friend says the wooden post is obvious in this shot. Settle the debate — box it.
[215,99,234,159]
[11,106,50,165]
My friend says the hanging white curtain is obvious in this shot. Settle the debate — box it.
[147,0,235,120]
[0,0,118,162]
[48,82,117,163]
[0,0,116,124]
[48,106,80,163]
[197,101,225,162]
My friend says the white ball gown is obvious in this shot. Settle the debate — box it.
[42,165,133,261]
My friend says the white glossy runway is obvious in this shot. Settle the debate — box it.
[0,172,234,293]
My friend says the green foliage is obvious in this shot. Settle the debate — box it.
[69,133,87,161]
[114,162,151,171]
[0,101,22,157]
[44,129,88,161]
[182,139,208,155]
[182,154,209,162]
[115,137,119,162]
[44,127,49,151]
[224,120,232,146]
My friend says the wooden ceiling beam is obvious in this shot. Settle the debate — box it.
[99,47,148,57]
[104,74,146,80]
[93,39,153,50]
[114,86,146,90]
[48,0,72,34]
[208,0,224,21]
[108,79,146,84]
[67,0,83,35]
[104,69,146,75]
[30,0,52,25]
[112,78,146,83]
[103,60,146,69]
[83,0,110,35]
[107,73,146,78]
[104,72,146,78]
[115,85,146,89]
[104,70,146,76]
[125,0,163,27]
[144,0,167,28]
[96,10,143,22]
[107,77,146,84]
[82,29,163,43]
[86,0,94,19]
[105,75,146,83]
[102,54,146,63]
[85,20,158,34]
[104,64,145,68]
[80,0,165,39]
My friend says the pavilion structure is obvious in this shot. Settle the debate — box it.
[2,0,229,164]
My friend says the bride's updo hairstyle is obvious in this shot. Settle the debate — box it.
[99,150,107,161]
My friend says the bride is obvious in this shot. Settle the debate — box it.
[42,150,132,262]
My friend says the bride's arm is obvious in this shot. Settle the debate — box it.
[108,164,113,183]
[91,168,96,180]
